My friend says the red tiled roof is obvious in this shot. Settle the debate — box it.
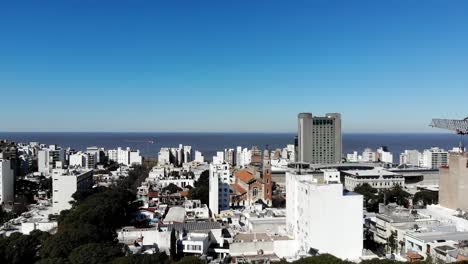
[179,191,189,197]
[231,183,247,195]
[148,191,159,198]
[140,207,156,213]
[236,170,255,183]
[406,252,423,260]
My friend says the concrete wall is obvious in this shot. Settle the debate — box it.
[230,241,274,256]
[440,153,468,211]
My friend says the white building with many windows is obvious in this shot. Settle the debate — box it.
[38,146,65,176]
[400,150,422,166]
[194,151,204,163]
[209,162,232,215]
[0,159,14,205]
[52,168,93,214]
[422,147,448,169]
[343,168,405,191]
[377,147,393,164]
[286,170,363,260]
[108,147,142,166]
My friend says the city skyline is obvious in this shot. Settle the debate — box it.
[1,1,468,132]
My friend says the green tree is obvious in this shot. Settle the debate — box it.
[388,230,398,254]
[385,185,411,207]
[0,230,50,264]
[292,254,349,264]
[176,256,205,264]
[68,243,124,264]
[353,183,383,212]
[163,183,182,194]
[413,190,438,207]
[188,170,209,205]
[112,253,169,264]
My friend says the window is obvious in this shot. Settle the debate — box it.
[253,188,258,197]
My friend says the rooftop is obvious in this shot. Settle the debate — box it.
[343,168,402,178]
[233,232,290,242]
[408,231,468,243]
[236,170,255,183]
[163,207,185,223]
[231,183,247,195]
[162,222,221,232]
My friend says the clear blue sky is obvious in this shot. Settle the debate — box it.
[1,0,467,133]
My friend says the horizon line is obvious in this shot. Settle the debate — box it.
[0,131,451,134]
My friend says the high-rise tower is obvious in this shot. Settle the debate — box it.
[297,113,342,164]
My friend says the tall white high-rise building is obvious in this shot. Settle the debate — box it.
[209,162,231,215]
[183,145,192,163]
[0,159,14,204]
[286,170,363,259]
[158,148,171,165]
[38,150,50,175]
[52,168,93,214]
[377,146,393,164]
[129,150,143,165]
[362,148,378,162]
[347,151,359,162]
[399,150,421,166]
[117,147,130,165]
[38,147,65,175]
[69,152,86,167]
[297,113,342,164]
[107,149,118,163]
[108,147,142,166]
[236,148,251,168]
[194,151,204,163]
[422,147,448,169]
[212,151,225,165]
[224,148,236,166]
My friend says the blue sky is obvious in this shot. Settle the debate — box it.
[1,0,467,132]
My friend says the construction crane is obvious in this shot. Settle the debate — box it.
[430,117,468,152]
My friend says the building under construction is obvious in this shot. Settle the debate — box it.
[430,117,468,211]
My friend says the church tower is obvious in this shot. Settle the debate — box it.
[262,149,273,204]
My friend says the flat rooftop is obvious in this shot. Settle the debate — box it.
[162,222,221,232]
[408,231,468,243]
[343,168,401,177]
[163,207,185,223]
[233,233,290,242]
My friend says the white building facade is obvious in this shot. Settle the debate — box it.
[0,159,14,204]
[286,171,363,260]
[52,168,93,214]
[209,162,231,215]
[400,150,422,166]
[422,147,448,169]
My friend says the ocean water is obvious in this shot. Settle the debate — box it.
[0,132,462,161]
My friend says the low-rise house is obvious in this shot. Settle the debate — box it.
[374,204,440,254]
[230,233,295,262]
[405,229,468,262]
[184,200,210,220]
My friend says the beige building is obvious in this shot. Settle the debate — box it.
[297,113,342,164]
[439,152,468,211]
